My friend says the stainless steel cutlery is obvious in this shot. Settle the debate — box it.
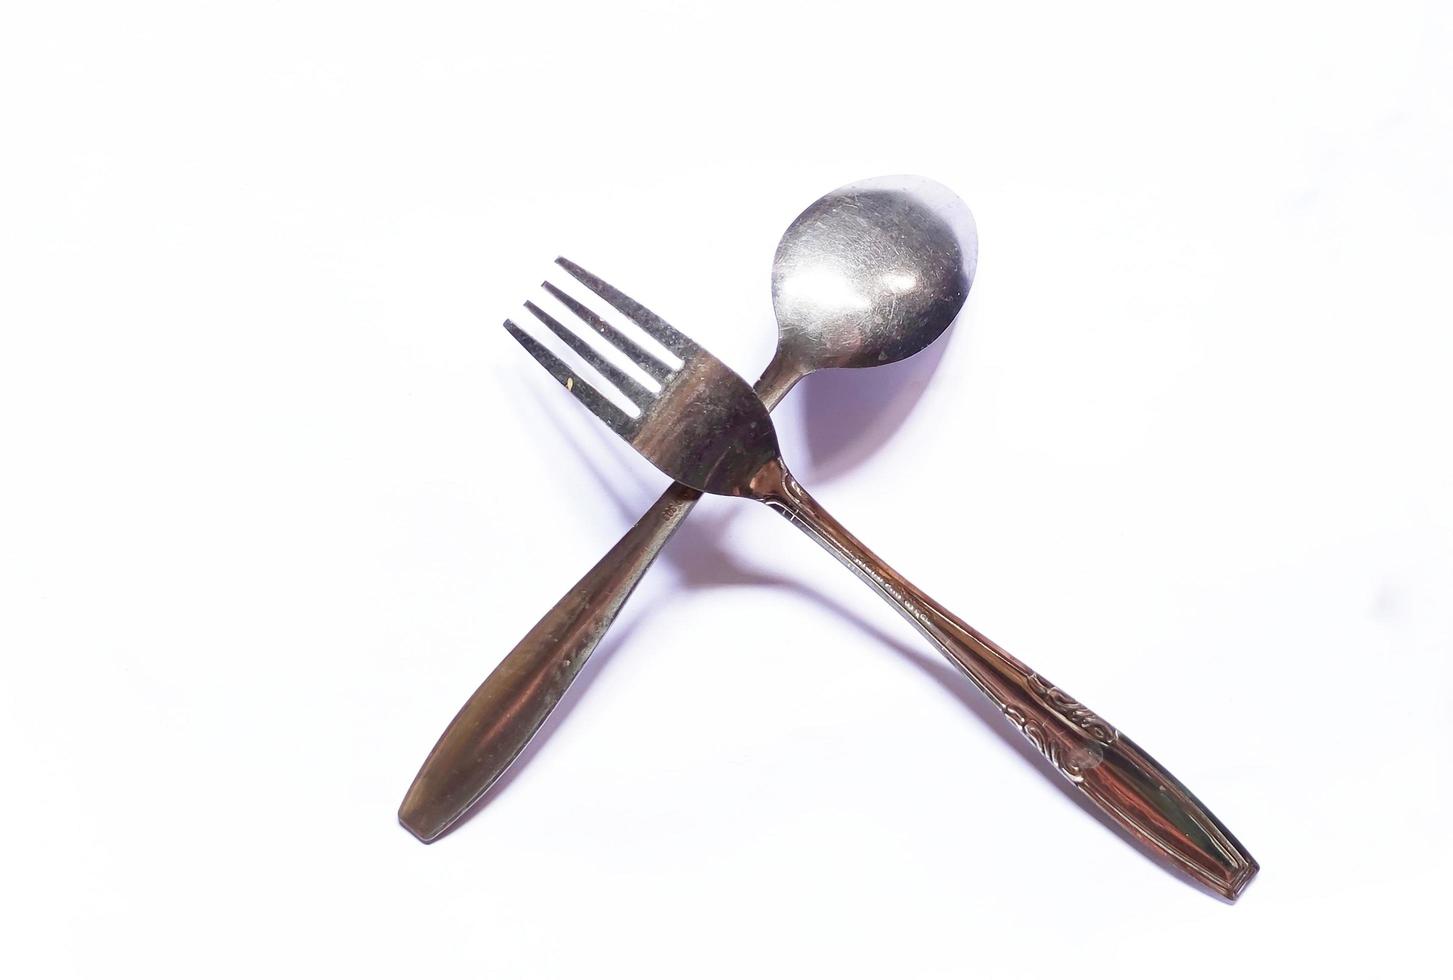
[399,177,1257,901]
[486,256,1257,900]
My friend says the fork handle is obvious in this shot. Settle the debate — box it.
[399,355,805,842]
[398,481,702,841]
[754,459,1258,900]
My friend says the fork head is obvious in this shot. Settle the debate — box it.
[504,258,781,497]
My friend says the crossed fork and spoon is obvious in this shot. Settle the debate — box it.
[400,176,1257,901]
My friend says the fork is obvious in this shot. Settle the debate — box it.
[501,259,1259,901]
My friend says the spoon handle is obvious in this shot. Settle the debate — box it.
[757,460,1258,901]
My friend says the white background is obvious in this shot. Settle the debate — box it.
[3,2,1450,977]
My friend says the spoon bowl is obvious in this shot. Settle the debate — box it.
[771,175,977,372]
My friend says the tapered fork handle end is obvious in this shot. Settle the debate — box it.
[398,483,703,842]
[398,799,445,844]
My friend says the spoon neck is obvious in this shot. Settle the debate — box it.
[752,348,806,411]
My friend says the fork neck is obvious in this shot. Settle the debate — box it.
[744,455,796,505]
[752,347,808,412]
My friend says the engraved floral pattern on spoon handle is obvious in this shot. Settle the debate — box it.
[764,464,1257,900]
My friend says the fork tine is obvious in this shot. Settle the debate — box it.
[540,282,673,384]
[523,300,655,408]
[503,320,639,439]
[554,257,695,359]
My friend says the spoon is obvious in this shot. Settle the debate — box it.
[399,175,977,842]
